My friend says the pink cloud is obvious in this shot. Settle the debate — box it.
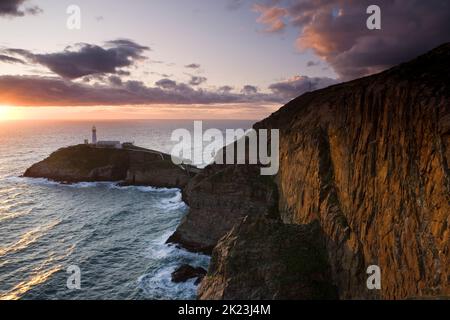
[253,4,288,33]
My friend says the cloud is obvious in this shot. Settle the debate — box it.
[189,76,207,86]
[241,85,258,95]
[0,54,25,64]
[3,39,150,79]
[269,75,338,100]
[155,78,178,90]
[306,60,320,67]
[253,3,288,33]
[218,85,234,94]
[0,76,260,106]
[251,0,450,80]
[0,0,41,17]
[185,63,201,69]
[108,76,122,87]
[0,72,335,107]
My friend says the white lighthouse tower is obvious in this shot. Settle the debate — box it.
[92,126,97,144]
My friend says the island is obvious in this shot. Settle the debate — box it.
[24,142,198,189]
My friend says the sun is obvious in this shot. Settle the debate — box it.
[0,105,20,121]
[0,106,11,120]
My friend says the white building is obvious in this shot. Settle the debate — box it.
[88,126,122,149]
[92,126,97,144]
[96,141,122,149]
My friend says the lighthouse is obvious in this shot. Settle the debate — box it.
[92,126,97,144]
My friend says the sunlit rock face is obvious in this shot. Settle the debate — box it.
[254,43,450,299]
[195,44,449,300]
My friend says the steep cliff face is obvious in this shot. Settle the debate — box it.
[24,144,192,188]
[168,164,278,254]
[253,43,450,299]
[198,216,338,300]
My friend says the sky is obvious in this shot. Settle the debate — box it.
[0,0,449,120]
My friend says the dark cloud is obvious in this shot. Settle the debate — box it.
[241,85,258,95]
[0,0,42,17]
[0,76,248,106]
[155,78,177,90]
[189,76,207,86]
[269,75,338,100]
[306,60,320,67]
[108,76,122,87]
[0,54,25,64]
[0,72,338,106]
[218,85,234,94]
[253,0,450,80]
[3,39,150,79]
[185,63,201,69]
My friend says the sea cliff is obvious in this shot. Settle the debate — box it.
[171,43,450,299]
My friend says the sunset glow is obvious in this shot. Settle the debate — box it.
[0,106,21,121]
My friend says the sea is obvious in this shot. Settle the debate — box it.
[0,119,255,300]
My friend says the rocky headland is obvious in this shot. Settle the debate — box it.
[23,144,194,189]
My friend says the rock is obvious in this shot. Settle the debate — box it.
[171,264,207,284]
[167,164,278,254]
[191,43,449,300]
[198,216,338,300]
[24,144,194,188]
[252,43,450,299]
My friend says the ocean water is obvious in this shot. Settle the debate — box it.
[0,119,254,300]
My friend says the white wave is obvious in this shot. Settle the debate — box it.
[110,184,179,194]
[138,266,199,300]
[6,176,181,194]
[153,191,187,211]
[145,231,177,260]
[67,181,115,189]
[139,230,210,300]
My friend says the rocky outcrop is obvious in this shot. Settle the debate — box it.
[167,164,278,254]
[24,144,192,188]
[198,216,338,300]
[171,265,207,285]
[251,43,450,299]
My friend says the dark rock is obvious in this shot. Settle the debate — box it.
[171,264,207,284]
[167,164,278,254]
[198,216,338,300]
